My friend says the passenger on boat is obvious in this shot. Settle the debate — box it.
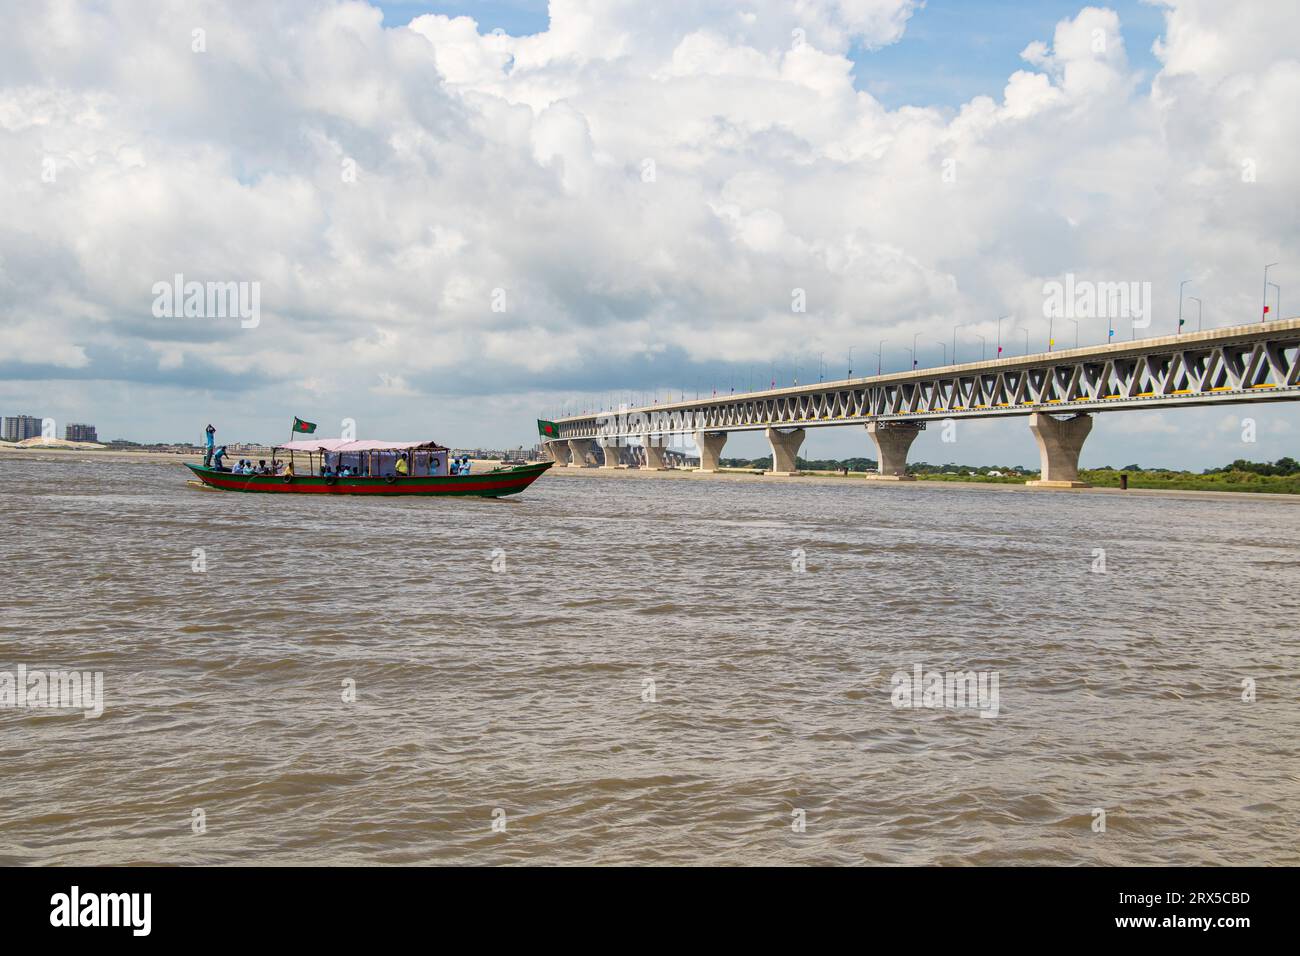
[256,459,268,474]
[282,460,294,477]
[204,424,216,467]
[212,446,230,470]
[395,454,409,477]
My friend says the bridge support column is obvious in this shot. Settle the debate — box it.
[548,441,571,466]
[567,439,597,467]
[600,440,623,469]
[765,427,805,476]
[694,431,727,472]
[643,441,668,470]
[865,422,921,480]
[1025,413,1092,488]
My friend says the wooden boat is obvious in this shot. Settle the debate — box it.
[185,437,552,498]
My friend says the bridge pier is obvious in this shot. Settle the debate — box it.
[600,439,623,469]
[1025,413,1092,488]
[548,441,572,466]
[865,422,921,480]
[765,427,805,476]
[694,431,727,472]
[567,438,597,467]
[643,441,668,470]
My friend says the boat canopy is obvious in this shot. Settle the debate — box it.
[277,438,449,453]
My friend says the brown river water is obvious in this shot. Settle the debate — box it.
[1,456,1297,865]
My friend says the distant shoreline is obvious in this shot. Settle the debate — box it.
[7,446,1299,501]
[546,464,1300,502]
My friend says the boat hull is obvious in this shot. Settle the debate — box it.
[184,462,552,497]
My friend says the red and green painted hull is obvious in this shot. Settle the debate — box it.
[185,462,552,498]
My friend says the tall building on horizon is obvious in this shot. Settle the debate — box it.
[64,423,98,443]
[2,415,42,441]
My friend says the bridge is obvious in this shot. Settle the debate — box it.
[540,318,1300,487]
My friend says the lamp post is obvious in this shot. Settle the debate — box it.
[1178,279,1190,335]
[1267,282,1281,322]
[997,315,1010,357]
[1067,317,1079,348]
[875,341,884,375]
[848,347,854,379]
[912,331,920,368]
[1021,329,1029,355]
[936,341,947,365]
[1263,263,1278,321]
[975,333,986,360]
[1187,296,1202,332]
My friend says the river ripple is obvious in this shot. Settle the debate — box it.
[1,457,1297,865]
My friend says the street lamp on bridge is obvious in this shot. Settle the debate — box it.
[1268,282,1281,323]
[1263,263,1279,321]
[1178,279,1190,334]
[997,315,1011,357]
[1187,296,1202,332]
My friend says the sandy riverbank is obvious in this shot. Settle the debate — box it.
[546,463,1300,502]
[0,446,209,463]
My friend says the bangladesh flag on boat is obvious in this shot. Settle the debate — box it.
[293,417,317,434]
[537,419,558,438]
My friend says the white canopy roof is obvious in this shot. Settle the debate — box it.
[277,438,447,452]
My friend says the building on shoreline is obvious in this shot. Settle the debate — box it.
[2,415,43,441]
[64,423,98,443]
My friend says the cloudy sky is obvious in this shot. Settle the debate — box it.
[2,0,1297,467]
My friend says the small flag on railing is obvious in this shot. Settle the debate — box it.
[292,417,317,434]
[1108,328,1115,338]
[1264,305,1271,316]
